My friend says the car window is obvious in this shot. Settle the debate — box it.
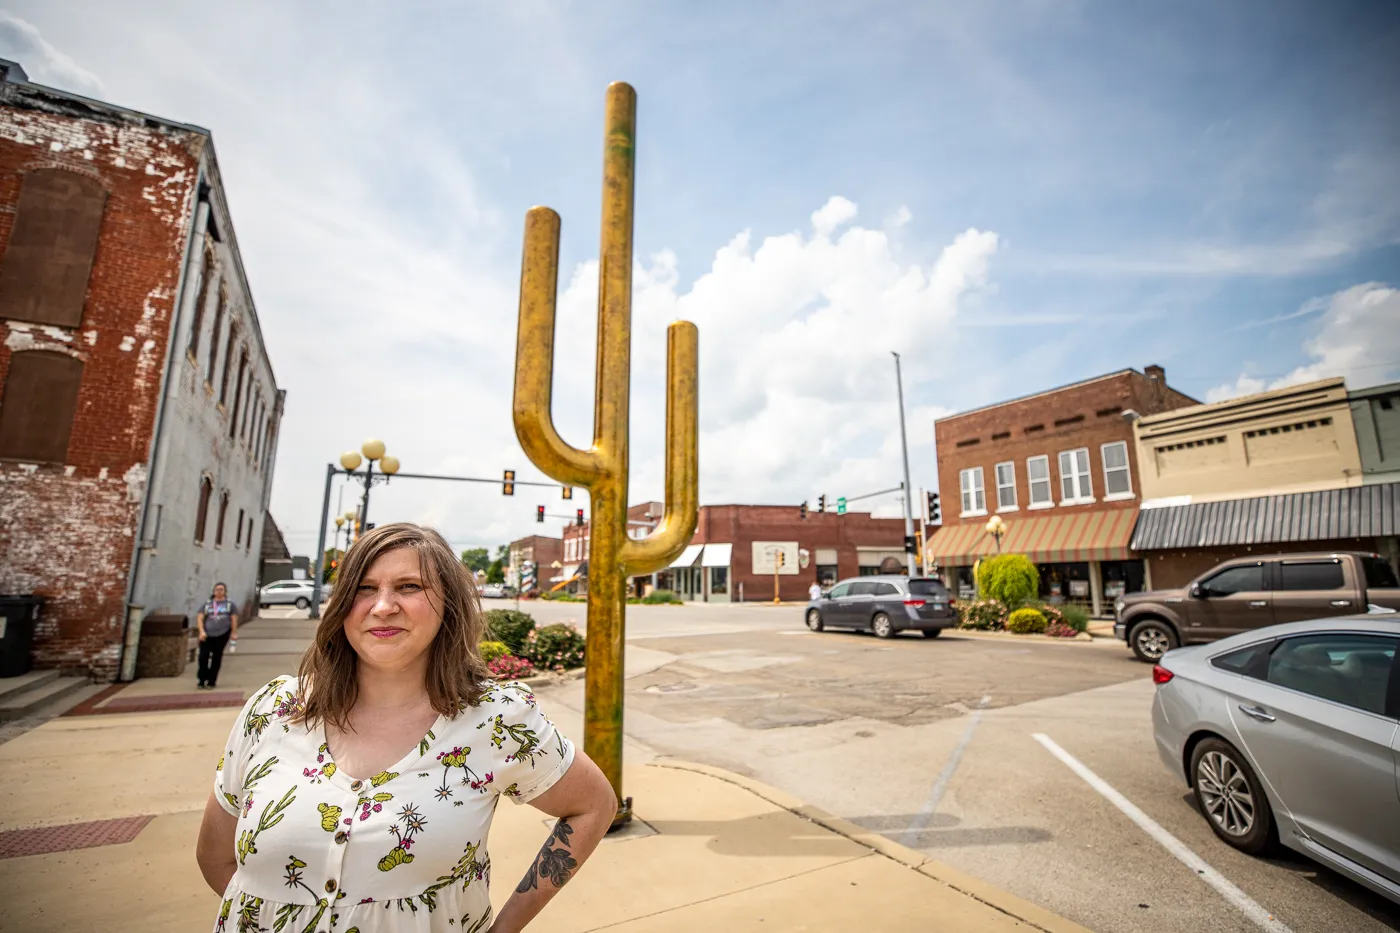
[1363,557,1400,589]
[1277,561,1345,591]
[1201,564,1263,597]
[828,583,851,598]
[1210,642,1272,676]
[908,580,949,597]
[848,581,878,596]
[874,582,901,596]
[1265,634,1397,716]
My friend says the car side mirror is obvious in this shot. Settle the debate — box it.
[1189,583,1204,599]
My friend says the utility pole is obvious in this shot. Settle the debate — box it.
[918,486,930,577]
[892,352,917,577]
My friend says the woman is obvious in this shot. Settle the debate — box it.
[196,583,240,690]
[195,523,616,932]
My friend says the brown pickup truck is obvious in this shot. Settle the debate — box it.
[1114,551,1400,662]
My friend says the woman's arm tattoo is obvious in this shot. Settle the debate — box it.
[515,818,578,893]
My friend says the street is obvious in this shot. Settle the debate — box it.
[480,598,1400,933]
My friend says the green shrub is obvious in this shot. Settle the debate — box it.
[975,554,1040,606]
[1022,601,1064,628]
[1059,603,1090,633]
[523,622,586,672]
[478,640,511,663]
[957,598,1008,631]
[1007,607,1048,634]
[483,609,536,655]
[641,589,682,605]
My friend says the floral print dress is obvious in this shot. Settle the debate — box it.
[212,676,575,933]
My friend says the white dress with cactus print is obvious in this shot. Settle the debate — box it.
[213,676,575,933]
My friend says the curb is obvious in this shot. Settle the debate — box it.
[519,667,586,690]
[946,628,1097,644]
[649,759,1093,933]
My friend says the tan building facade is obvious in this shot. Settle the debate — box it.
[1134,378,1363,504]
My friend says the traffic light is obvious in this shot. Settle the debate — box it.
[800,501,808,520]
[903,535,916,554]
[576,508,585,526]
[778,550,786,567]
[561,486,573,500]
[927,491,942,525]
[536,505,545,523]
[818,494,826,513]
[502,470,515,496]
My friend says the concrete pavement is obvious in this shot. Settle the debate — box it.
[0,611,1092,932]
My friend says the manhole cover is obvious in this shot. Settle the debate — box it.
[645,682,702,694]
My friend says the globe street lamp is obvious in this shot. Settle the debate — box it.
[985,514,1007,553]
[340,439,401,539]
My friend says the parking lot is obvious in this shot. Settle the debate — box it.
[488,599,1400,933]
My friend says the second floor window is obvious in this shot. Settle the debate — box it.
[959,467,985,515]
[1027,455,1052,507]
[1102,441,1132,498]
[995,461,1016,510]
[1059,448,1092,504]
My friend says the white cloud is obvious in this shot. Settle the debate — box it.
[1206,282,1400,402]
[0,13,104,97]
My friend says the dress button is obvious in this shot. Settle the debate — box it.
[325,880,336,893]
[350,780,363,791]
[334,831,348,845]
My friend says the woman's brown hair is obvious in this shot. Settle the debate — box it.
[293,522,491,730]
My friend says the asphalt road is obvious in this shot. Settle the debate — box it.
[491,599,1400,933]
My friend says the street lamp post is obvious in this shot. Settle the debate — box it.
[985,514,1007,553]
[313,441,402,619]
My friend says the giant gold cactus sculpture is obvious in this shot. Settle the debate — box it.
[513,82,698,826]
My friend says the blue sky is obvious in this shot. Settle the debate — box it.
[4,1,1397,556]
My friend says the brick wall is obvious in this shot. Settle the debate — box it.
[0,85,200,677]
[933,368,1196,530]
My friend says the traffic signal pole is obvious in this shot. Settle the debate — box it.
[892,352,917,578]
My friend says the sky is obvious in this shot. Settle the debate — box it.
[3,1,1398,557]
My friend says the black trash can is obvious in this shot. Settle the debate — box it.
[0,595,45,678]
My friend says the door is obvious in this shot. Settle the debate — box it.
[845,581,879,630]
[823,582,854,626]
[1272,558,1357,624]
[872,582,904,624]
[1186,562,1272,641]
[1226,633,1400,881]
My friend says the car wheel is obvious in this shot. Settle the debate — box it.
[921,628,942,638]
[295,597,310,610]
[1130,619,1177,663]
[805,609,824,632]
[872,612,894,639]
[259,603,268,609]
[1191,737,1274,854]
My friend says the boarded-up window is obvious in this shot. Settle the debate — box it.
[229,350,247,438]
[187,247,215,358]
[219,323,237,402]
[207,293,226,386]
[246,515,255,551]
[236,507,245,546]
[0,350,83,462]
[194,476,213,543]
[0,170,107,327]
[215,491,229,546]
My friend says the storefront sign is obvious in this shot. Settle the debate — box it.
[752,541,800,575]
[1069,579,1090,598]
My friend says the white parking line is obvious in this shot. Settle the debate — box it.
[899,695,990,848]
[1032,733,1293,933]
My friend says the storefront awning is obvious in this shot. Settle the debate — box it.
[668,543,704,568]
[1130,482,1399,551]
[700,543,732,567]
[927,510,1138,566]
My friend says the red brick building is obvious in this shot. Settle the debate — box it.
[506,533,562,592]
[0,61,282,678]
[927,366,1195,614]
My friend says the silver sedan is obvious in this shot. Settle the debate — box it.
[1151,615,1400,906]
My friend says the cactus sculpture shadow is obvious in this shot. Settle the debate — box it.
[512,82,699,826]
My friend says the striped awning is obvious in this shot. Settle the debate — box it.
[1130,482,1399,551]
[926,510,1138,566]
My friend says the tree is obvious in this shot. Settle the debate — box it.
[460,548,491,572]
[975,554,1039,606]
[486,558,506,584]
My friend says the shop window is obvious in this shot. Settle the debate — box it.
[1101,441,1132,498]
[995,461,1016,510]
[710,566,728,595]
[1058,447,1093,504]
[0,350,83,463]
[959,466,985,515]
[1026,455,1052,507]
[0,169,107,327]
[194,476,213,544]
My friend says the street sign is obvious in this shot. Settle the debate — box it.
[837,497,847,514]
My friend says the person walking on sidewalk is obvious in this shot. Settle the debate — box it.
[196,522,617,933]
[195,583,239,690]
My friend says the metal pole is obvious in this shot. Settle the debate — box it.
[892,352,917,577]
[360,460,375,530]
[918,485,930,577]
[310,463,335,619]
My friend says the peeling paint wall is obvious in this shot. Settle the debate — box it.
[0,83,202,678]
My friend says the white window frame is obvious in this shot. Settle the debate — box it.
[1026,455,1053,509]
[994,461,1017,511]
[959,467,986,517]
[1058,447,1095,505]
[1101,441,1134,501]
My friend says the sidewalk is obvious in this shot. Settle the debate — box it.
[0,617,1091,932]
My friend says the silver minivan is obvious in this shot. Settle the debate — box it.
[805,575,957,638]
